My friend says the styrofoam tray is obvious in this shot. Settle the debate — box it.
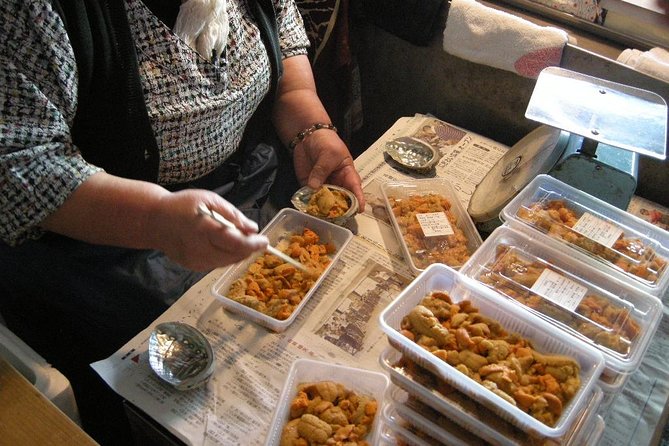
[380,178,482,275]
[460,225,662,379]
[211,208,353,332]
[264,358,388,445]
[378,264,604,438]
[500,174,669,299]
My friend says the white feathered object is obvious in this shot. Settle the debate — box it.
[173,0,229,62]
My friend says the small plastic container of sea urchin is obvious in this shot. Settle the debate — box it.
[211,208,353,332]
[264,358,389,446]
[380,178,482,275]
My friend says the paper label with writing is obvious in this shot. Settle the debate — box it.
[572,212,623,248]
[416,212,454,236]
[530,268,587,312]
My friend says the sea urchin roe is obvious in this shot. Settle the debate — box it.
[227,228,334,320]
[399,291,581,427]
[281,381,378,446]
[306,186,351,219]
[389,193,471,269]
[517,199,667,284]
[478,246,640,355]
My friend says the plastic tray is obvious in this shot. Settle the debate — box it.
[264,358,388,446]
[381,404,442,446]
[500,174,669,298]
[380,178,482,275]
[460,225,662,380]
[378,264,604,438]
[387,385,488,446]
[211,208,353,332]
[380,348,603,446]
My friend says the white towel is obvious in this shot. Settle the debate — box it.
[617,47,669,83]
[443,0,569,78]
[174,0,229,63]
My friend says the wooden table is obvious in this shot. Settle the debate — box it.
[0,356,98,445]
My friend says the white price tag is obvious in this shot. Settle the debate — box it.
[416,212,454,237]
[530,269,587,312]
[572,212,623,248]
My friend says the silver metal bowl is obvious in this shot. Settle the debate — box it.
[385,136,439,173]
[148,322,215,391]
[291,184,359,226]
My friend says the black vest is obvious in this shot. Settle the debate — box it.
[50,0,283,182]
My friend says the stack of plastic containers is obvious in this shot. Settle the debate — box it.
[379,263,606,445]
[377,175,667,445]
[466,174,667,410]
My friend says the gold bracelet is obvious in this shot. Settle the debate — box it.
[288,123,337,151]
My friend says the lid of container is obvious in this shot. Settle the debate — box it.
[468,125,569,222]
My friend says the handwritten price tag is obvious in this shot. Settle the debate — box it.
[530,269,587,312]
[416,212,454,237]
[572,212,623,248]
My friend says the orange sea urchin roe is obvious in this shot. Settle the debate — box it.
[390,193,471,269]
[227,228,334,320]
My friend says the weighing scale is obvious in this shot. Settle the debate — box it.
[468,67,668,233]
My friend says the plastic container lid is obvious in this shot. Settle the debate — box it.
[468,125,569,225]
[380,178,482,276]
[380,347,604,446]
[211,208,353,332]
[500,174,669,298]
[264,358,388,446]
[459,225,662,378]
[378,264,604,438]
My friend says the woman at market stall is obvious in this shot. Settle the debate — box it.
[0,0,364,442]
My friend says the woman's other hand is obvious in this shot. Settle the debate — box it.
[292,129,365,211]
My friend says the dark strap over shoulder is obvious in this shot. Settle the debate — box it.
[52,0,160,182]
[249,0,284,96]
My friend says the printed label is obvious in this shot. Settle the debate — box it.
[530,269,587,312]
[572,212,623,248]
[416,212,454,236]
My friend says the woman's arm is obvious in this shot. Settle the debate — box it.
[39,172,267,272]
[271,55,366,210]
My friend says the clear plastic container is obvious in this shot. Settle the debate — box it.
[386,385,488,446]
[380,178,482,275]
[381,404,442,446]
[211,208,353,332]
[500,174,669,299]
[459,225,662,383]
[597,372,630,413]
[264,358,388,446]
[378,264,605,438]
[380,348,604,446]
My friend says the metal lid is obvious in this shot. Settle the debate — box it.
[467,125,569,222]
[526,67,667,160]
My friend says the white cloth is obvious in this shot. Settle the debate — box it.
[617,47,669,83]
[443,0,569,78]
[173,0,229,62]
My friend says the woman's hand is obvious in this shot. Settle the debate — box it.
[271,55,366,212]
[149,189,268,272]
[292,129,366,211]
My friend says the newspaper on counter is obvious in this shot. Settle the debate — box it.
[92,114,669,445]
